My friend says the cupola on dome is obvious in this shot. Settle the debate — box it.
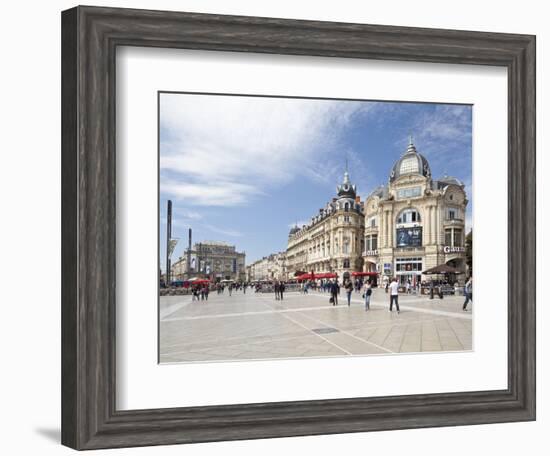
[389,137,431,182]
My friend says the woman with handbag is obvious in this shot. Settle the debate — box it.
[363,281,372,311]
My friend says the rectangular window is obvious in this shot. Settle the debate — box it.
[371,235,378,251]
[448,209,456,220]
[397,187,421,199]
[453,229,463,247]
[445,229,452,246]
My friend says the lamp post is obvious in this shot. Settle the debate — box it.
[166,200,172,286]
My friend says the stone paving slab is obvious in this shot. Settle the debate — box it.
[159,288,472,363]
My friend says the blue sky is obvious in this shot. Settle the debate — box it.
[159,93,472,271]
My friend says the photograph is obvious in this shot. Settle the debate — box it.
[158,93,473,364]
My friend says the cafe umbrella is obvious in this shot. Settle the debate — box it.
[422,263,462,298]
[422,264,461,275]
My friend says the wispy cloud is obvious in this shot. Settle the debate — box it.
[160,179,259,207]
[288,220,309,229]
[160,94,374,206]
[203,224,243,238]
[401,104,472,174]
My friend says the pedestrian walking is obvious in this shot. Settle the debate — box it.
[463,277,473,311]
[345,280,353,306]
[280,281,285,300]
[363,281,372,311]
[330,280,339,306]
[389,278,400,313]
[274,281,280,300]
[229,284,232,296]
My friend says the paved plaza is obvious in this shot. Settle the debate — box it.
[159,289,472,363]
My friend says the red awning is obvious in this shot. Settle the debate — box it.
[297,272,337,280]
[316,273,337,279]
[351,271,379,277]
[190,278,210,284]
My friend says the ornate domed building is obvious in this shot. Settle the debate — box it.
[363,138,468,287]
[286,170,365,281]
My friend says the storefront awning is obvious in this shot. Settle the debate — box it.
[422,264,461,275]
[190,278,210,284]
[297,272,337,280]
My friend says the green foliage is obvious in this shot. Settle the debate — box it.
[465,229,473,275]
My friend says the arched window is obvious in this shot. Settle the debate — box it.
[343,259,350,268]
[344,202,350,212]
[397,208,422,224]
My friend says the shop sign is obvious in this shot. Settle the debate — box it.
[443,246,465,253]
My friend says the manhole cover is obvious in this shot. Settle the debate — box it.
[312,327,339,335]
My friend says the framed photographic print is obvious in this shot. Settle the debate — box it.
[61,5,536,450]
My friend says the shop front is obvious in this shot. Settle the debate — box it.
[395,257,423,287]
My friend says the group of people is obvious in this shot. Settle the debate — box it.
[213,282,251,296]
[191,285,209,301]
[189,275,472,313]
[273,281,286,300]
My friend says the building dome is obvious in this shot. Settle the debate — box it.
[337,170,357,199]
[289,225,300,236]
[438,175,464,187]
[389,138,431,182]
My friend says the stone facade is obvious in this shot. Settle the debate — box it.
[286,171,365,282]
[246,252,287,281]
[173,241,246,282]
[363,139,468,286]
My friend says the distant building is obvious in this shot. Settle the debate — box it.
[247,252,287,282]
[286,170,365,282]
[363,138,468,286]
[172,240,246,282]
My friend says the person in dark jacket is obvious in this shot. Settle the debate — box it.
[463,277,473,310]
[345,280,353,306]
[330,280,339,306]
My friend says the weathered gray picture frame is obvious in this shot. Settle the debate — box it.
[61,5,536,450]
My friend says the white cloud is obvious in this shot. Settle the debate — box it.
[288,220,309,229]
[203,224,243,238]
[160,93,371,206]
[160,179,259,207]
[395,104,472,174]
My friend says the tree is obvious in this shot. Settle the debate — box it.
[465,229,473,276]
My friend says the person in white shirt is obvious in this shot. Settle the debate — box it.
[389,278,400,313]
